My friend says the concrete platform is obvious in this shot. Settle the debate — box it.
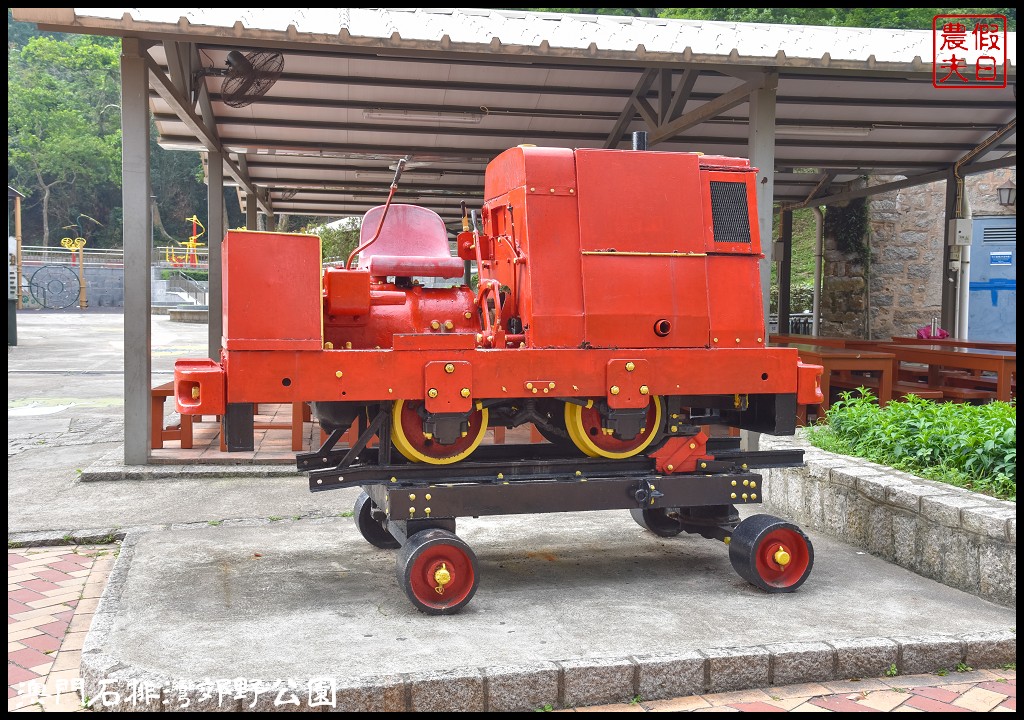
[82,507,1016,712]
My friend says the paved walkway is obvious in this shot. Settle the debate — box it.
[7,541,1016,712]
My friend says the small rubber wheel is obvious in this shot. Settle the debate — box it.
[353,491,400,549]
[630,507,684,537]
[396,529,479,615]
[729,514,814,592]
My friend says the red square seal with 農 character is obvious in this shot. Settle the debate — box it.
[933,14,1008,89]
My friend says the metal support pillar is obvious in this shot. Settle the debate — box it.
[246,194,257,230]
[940,169,959,331]
[207,150,224,360]
[778,209,793,334]
[744,75,778,452]
[120,38,152,465]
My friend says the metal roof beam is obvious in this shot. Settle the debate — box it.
[785,154,1016,210]
[603,68,657,148]
[649,77,770,146]
[143,52,272,216]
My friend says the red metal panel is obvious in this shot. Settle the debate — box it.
[222,230,322,351]
[706,255,767,350]
[575,149,705,254]
[220,346,802,404]
[483,147,585,348]
[700,169,761,255]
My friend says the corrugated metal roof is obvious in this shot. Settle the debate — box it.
[17,7,1016,69]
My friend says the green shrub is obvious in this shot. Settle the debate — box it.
[160,269,208,282]
[806,389,1016,501]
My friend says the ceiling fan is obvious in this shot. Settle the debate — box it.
[195,49,284,108]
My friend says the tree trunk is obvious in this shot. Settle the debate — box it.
[151,200,177,243]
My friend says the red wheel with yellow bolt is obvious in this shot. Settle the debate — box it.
[396,528,479,615]
[728,514,813,592]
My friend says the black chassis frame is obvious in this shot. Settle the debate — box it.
[298,402,804,541]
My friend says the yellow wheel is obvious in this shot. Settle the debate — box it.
[564,396,663,459]
[391,399,489,465]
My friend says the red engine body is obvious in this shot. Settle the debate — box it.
[175,145,821,469]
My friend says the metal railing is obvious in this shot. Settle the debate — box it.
[166,270,208,306]
[20,245,124,267]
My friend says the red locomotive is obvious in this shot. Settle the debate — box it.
[175,136,823,614]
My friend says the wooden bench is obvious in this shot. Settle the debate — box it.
[151,381,193,449]
[830,375,944,400]
[935,386,997,403]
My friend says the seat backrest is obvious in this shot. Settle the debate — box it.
[357,204,452,266]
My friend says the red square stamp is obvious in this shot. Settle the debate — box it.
[933,14,1007,88]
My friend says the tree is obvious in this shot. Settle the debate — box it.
[8,35,121,247]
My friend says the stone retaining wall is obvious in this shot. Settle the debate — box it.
[759,432,1016,608]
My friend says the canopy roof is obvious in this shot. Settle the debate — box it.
[14,7,1017,227]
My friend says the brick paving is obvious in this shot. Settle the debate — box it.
[8,545,116,713]
[565,669,1017,713]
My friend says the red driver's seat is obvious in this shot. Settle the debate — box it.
[357,204,464,278]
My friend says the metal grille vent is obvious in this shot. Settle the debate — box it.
[710,181,751,244]
[982,226,1016,242]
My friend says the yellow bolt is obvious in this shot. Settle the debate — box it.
[743,479,749,487]
[465,311,473,319]
[548,382,555,389]
[610,385,620,395]
[742,493,748,500]
[409,493,416,500]
[724,536,731,545]
[757,337,763,343]
[191,386,200,400]
[550,188,555,193]
[700,462,707,469]
[751,493,758,500]
[532,388,538,394]
[731,480,737,487]
[713,337,719,343]
[444,363,455,374]
[542,388,549,394]
[730,492,737,499]
[428,388,438,398]
[736,338,741,343]
[460,388,471,398]
[324,341,334,349]
[742,463,749,470]
[497,472,504,480]
[666,464,674,472]
[409,507,416,515]
[476,333,483,344]
[526,382,534,390]
[434,564,451,587]
[335,371,343,378]
[750,481,757,488]
[444,320,454,330]
[639,385,650,395]
[670,425,678,433]
[625,362,635,372]
[575,470,582,476]
[430,320,440,330]
[425,494,432,500]
[425,507,431,517]
[344,341,352,349]
[689,443,696,449]
[773,548,791,566]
